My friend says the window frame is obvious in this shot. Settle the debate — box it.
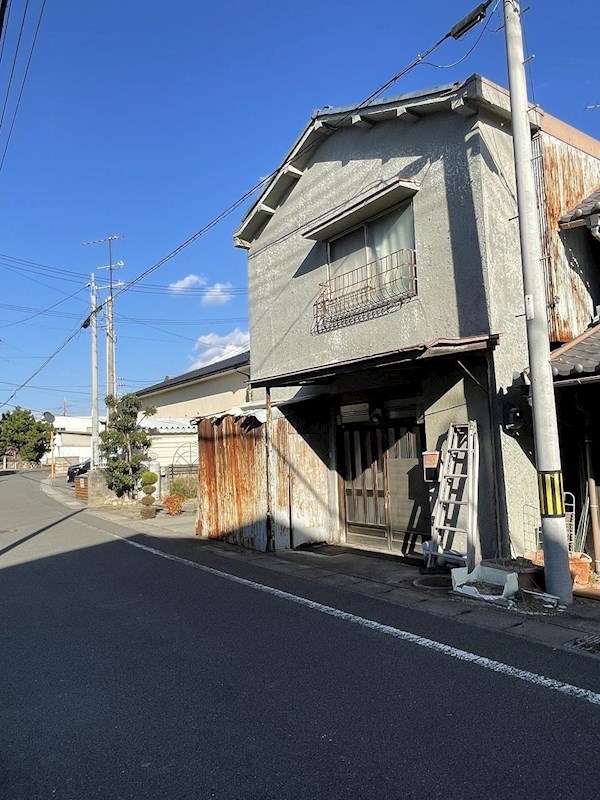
[325,199,415,282]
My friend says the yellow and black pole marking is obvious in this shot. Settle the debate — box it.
[537,471,565,518]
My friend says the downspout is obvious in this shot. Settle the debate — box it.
[485,351,505,558]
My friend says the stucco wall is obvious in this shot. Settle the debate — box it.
[140,371,249,419]
[477,111,539,551]
[248,111,492,383]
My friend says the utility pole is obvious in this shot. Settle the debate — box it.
[106,236,117,403]
[83,235,123,418]
[503,0,572,603]
[100,238,123,405]
[90,273,99,469]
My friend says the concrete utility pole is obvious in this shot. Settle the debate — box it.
[83,235,123,419]
[90,274,99,469]
[103,237,122,404]
[503,0,573,603]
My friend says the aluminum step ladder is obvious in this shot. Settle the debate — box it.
[426,421,479,572]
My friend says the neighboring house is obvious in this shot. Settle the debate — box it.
[135,351,251,478]
[206,73,600,558]
[40,415,106,476]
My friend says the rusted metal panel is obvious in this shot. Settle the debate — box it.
[197,416,268,551]
[535,134,600,342]
[196,407,332,552]
[288,430,331,548]
[268,416,292,550]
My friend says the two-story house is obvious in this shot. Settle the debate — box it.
[227,74,600,559]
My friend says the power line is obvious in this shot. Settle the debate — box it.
[110,17,469,305]
[0,301,83,319]
[0,0,47,173]
[0,2,491,410]
[0,261,89,300]
[0,254,249,296]
[422,0,500,68]
[114,313,247,326]
[0,251,88,277]
[0,0,29,130]
[0,318,87,410]
[0,0,12,68]
[117,312,249,353]
[0,286,85,328]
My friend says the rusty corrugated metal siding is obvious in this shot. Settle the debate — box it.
[196,409,331,551]
[535,134,600,342]
[197,416,268,550]
[268,417,293,550]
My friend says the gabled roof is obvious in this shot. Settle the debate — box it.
[234,73,600,250]
[136,350,250,397]
[560,186,600,227]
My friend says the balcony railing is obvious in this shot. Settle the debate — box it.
[313,248,417,333]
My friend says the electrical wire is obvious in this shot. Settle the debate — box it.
[0,0,13,69]
[0,0,47,173]
[114,313,247,326]
[421,1,498,69]
[0,262,89,302]
[116,313,249,353]
[0,4,490,410]
[0,301,82,319]
[0,319,87,410]
[111,22,465,304]
[0,0,29,130]
[0,251,89,278]
[0,286,85,328]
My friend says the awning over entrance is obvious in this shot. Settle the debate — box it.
[251,333,499,388]
[552,322,600,387]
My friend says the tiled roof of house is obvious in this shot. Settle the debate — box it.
[551,323,600,377]
[560,186,600,225]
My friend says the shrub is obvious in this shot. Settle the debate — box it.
[141,495,155,506]
[140,506,156,520]
[163,493,185,516]
[142,484,156,495]
[169,475,197,500]
[141,471,158,486]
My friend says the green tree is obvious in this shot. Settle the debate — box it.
[99,394,157,498]
[0,407,52,463]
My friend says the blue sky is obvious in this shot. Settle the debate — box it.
[0,0,597,416]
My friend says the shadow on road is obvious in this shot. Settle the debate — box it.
[0,509,85,558]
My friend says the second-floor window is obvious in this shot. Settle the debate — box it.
[328,201,415,279]
[314,201,417,332]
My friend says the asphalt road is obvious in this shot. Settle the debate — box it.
[2,470,600,800]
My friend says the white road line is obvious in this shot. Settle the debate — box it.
[92,526,600,707]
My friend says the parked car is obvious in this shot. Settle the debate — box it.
[67,459,91,483]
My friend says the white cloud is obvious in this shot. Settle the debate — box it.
[201,282,233,306]
[168,274,207,293]
[191,328,249,368]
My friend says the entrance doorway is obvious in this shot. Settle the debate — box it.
[340,418,430,556]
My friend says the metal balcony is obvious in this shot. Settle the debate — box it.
[313,248,417,333]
